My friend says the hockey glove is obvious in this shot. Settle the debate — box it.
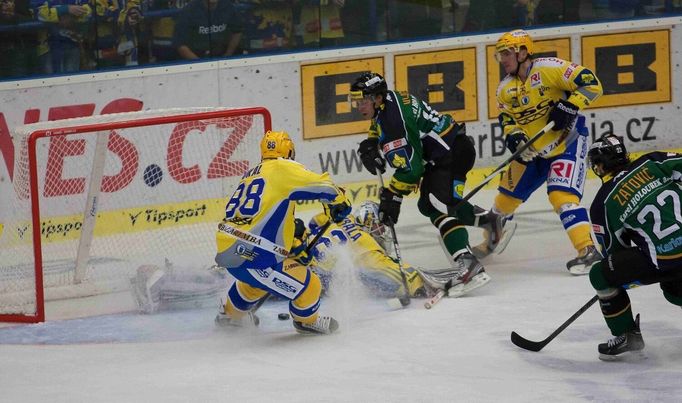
[505,129,538,162]
[290,218,312,265]
[379,187,403,225]
[358,138,386,175]
[548,99,579,131]
[325,200,352,223]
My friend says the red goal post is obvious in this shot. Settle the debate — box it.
[0,107,271,323]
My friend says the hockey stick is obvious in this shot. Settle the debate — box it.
[424,288,447,309]
[377,172,411,308]
[429,121,557,217]
[248,220,333,316]
[510,294,598,352]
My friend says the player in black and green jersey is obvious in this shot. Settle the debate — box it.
[350,72,514,295]
[588,134,682,360]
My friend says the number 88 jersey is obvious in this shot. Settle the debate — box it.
[216,158,346,270]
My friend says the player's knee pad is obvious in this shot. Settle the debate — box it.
[290,270,321,324]
[493,192,523,216]
[225,281,268,319]
[661,281,682,307]
[602,249,657,287]
[589,261,611,291]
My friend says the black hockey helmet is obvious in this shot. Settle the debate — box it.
[588,134,629,177]
[349,72,388,103]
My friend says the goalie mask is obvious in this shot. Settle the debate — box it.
[260,130,296,160]
[354,201,390,250]
[588,134,629,177]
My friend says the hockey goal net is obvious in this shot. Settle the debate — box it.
[0,107,271,323]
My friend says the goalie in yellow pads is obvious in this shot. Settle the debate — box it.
[303,201,474,300]
[214,130,350,335]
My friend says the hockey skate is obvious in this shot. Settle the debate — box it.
[566,245,602,275]
[293,316,339,335]
[446,252,491,298]
[471,210,517,259]
[598,314,645,361]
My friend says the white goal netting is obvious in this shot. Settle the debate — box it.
[0,107,270,322]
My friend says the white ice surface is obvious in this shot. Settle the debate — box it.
[1,179,682,403]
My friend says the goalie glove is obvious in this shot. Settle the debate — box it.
[505,129,538,162]
[324,199,351,224]
[378,187,402,225]
[358,137,386,175]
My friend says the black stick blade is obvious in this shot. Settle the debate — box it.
[510,331,546,352]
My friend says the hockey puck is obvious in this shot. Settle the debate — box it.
[278,313,290,320]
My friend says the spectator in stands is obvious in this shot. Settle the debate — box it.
[118,0,143,66]
[147,0,187,63]
[35,0,93,73]
[173,0,244,59]
[592,0,639,19]
[241,0,294,54]
[534,0,579,24]
[340,0,384,44]
[0,0,40,78]
[389,0,443,40]
[296,0,344,48]
[461,0,523,31]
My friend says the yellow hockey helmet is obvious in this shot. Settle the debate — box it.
[260,130,295,160]
[495,29,534,58]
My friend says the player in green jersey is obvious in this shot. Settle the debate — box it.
[351,72,515,295]
[588,134,682,360]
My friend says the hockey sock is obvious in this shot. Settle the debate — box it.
[447,199,476,225]
[558,204,593,251]
[290,270,322,324]
[591,267,635,335]
[433,215,469,256]
[225,281,269,319]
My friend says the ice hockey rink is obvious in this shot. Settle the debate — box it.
[1,179,681,403]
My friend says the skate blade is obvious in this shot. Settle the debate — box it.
[568,265,591,276]
[447,272,491,298]
[598,349,646,362]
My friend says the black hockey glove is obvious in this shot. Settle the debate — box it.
[358,138,386,175]
[325,200,352,224]
[290,219,312,265]
[548,99,579,131]
[505,130,527,154]
[378,187,403,225]
[505,130,538,163]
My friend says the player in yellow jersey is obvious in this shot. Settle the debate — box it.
[214,130,351,335]
[475,29,604,275]
[303,201,477,299]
